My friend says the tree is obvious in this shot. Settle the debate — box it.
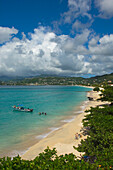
[99,85,113,104]
[93,87,100,92]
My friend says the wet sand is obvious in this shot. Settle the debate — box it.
[22,89,107,160]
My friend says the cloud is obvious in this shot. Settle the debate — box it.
[95,0,113,18]
[62,0,92,24]
[0,27,18,44]
[0,26,113,77]
[53,0,93,33]
[88,34,113,74]
[0,26,90,77]
[72,19,93,32]
[89,34,113,56]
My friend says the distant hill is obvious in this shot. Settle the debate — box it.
[0,73,113,86]
[0,75,24,81]
[87,73,113,84]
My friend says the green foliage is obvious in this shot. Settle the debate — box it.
[99,85,113,103]
[93,87,100,92]
[76,105,113,168]
[1,72,113,86]
[0,148,98,169]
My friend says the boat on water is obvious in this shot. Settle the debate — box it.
[12,106,33,112]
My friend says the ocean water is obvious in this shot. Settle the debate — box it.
[0,85,92,157]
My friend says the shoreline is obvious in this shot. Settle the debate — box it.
[21,88,101,160]
[0,86,92,158]
[8,100,88,159]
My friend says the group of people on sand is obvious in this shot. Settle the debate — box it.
[75,133,82,140]
[38,112,47,115]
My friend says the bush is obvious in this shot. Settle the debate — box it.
[76,106,113,168]
[93,87,100,92]
[0,148,98,169]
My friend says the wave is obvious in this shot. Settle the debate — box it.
[36,127,60,139]
[10,148,30,158]
[61,116,76,123]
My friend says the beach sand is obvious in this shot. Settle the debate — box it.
[22,89,108,160]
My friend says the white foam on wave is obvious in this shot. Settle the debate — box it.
[10,148,30,158]
[84,100,89,104]
[61,100,89,124]
[61,116,76,123]
[36,132,51,139]
[73,100,89,116]
[11,127,61,157]
[49,127,60,131]
[36,127,60,139]
[80,105,85,110]
[80,100,89,111]
[75,110,84,114]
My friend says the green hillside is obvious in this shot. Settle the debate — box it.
[0,73,113,86]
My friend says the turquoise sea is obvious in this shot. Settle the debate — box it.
[0,85,92,157]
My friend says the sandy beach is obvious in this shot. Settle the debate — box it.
[22,88,107,160]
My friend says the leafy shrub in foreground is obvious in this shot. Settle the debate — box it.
[76,106,113,168]
[0,147,99,169]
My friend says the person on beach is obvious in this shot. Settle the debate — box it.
[78,133,82,138]
[75,133,79,139]
[45,112,47,115]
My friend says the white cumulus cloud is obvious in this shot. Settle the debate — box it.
[95,0,113,18]
[63,0,91,24]
[53,0,93,33]
[0,26,113,77]
[0,27,18,44]
[88,34,113,74]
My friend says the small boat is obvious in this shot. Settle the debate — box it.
[12,106,33,112]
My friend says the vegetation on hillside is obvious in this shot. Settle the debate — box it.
[99,85,113,104]
[0,72,113,86]
[93,86,100,92]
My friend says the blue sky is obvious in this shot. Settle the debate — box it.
[0,0,67,35]
[0,0,113,77]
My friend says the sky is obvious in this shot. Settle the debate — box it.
[0,0,113,78]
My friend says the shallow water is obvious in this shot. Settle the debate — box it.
[0,85,91,157]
